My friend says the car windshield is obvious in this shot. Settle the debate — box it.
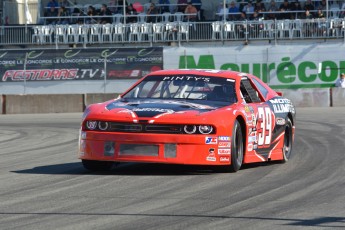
[122,75,237,104]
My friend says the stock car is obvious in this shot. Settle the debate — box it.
[79,69,296,172]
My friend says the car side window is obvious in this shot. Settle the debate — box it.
[240,79,262,103]
[251,78,269,99]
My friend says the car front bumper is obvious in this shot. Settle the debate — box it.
[78,130,232,165]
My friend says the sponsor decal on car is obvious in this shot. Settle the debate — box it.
[218,142,231,148]
[218,136,231,141]
[205,137,218,144]
[206,148,216,162]
[218,148,231,155]
[248,135,257,143]
[247,143,253,151]
[219,156,230,162]
[132,108,175,113]
[276,117,286,126]
[269,98,292,113]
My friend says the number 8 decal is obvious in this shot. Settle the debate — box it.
[257,107,272,146]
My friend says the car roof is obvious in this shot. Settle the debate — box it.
[147,69,249,81]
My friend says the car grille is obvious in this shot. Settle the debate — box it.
[108,123,182,134]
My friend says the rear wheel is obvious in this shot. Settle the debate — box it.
[82,159,114,172]
[282,118,293,162]
[230,120,244,172]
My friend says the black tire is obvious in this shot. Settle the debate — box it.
[82,159,114,172]
[282,118,293,163]
[229,120,244,172]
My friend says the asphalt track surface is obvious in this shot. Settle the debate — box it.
[0,108,345,230]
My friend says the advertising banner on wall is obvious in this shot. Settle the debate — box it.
[164,45,345,89]
[0,47,163,82]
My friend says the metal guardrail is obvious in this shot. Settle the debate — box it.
[0,19,344,47]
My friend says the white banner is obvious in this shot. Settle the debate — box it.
[164,44,345,89]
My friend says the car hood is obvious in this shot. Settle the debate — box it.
[104,99,220,118]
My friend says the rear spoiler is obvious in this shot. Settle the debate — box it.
[276,91,283,96]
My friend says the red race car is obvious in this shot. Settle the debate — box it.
[79,69,296,172]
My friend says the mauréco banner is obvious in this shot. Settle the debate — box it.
[0,48,163,82]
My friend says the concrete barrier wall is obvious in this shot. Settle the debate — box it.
[0,89,344,114]
[5,95,84,114]
[279,88,330,107]
[0,95,3,114]
[84,94,119,106]
[332,88,345,107]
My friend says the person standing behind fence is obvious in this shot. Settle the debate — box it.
[228,1,239,21]
[99,4,112,24]
[303,0,315,16]
[126,4,138,23]
[159,0,171,13]
[86,5,97,24]
[147,3,159,23]
[279,0,291,19]
[266,0,278,20]
[290,0,302,19]
[58,6,70,24]
[184,2,198,21]
[335,73,345,88]
[45,6,59,24]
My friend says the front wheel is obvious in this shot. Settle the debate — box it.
[282,118,293,163]
[82,159,114,172]
[230,120,244,172]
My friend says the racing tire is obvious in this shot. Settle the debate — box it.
[282,118,293,163]
[229,120,244,172]
[82,159,114,172]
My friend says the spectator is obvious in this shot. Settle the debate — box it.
[58,6,70,24]
[302,9,314,37]
[191,0,201,11]
[147,3,159,23]
[228,1,239,21]
[47,0,59,10]
[316,0,327,11]
[45,6,58,24]
[159,0,171,13]
[191,0,202,20]
[59,0,70,9]
[126,4,138,23]
[303,0,315,15]
[290,0,302,19]
[335,73,345,88]
[316,9,327,36]
[184,2,198,21]
[86,5,97,24]
[254,0,266,13]
[99,4,112,24]
[340,2,345,18]
[316,9,325,18]
[117,0,128,13]
[108,0,118,14]
[217,2,228,21]
[242,1,254,17]
[235,11,248,38]
[266,0,278,19]
[249,11,263,37]
[177,0,188,13]
[279,0,291,19]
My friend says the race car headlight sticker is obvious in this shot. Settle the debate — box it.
[199,125,213,134]
[86,121,97,130]
[98,121,109,131]
[184,125,197,134]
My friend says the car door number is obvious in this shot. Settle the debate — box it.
[257,107,272,146]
